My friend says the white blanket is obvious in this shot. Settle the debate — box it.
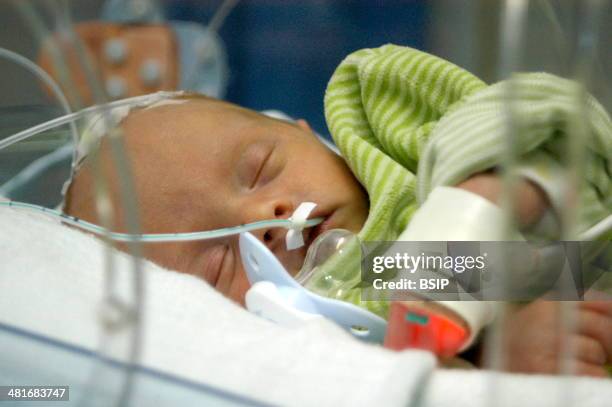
[0,206,610,406]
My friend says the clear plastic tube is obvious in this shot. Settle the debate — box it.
[560,0,605,240]
[183,0,240,89]
[10,3,154,405]
[0,91,183,152]
[0,47,78,150]
[13,0,84,108]
[482,2,529,406]
[579,214,612,240]
[0,200,323,243]
[556,2,606,398]
[50,5,148,406]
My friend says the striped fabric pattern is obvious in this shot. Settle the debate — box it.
[304,45,612,317]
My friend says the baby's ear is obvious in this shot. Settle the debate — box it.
[296,119,313,133]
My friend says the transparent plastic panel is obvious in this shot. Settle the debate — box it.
[0,1,249,405]
[1,1,610,406]
[1,2,145,406]
[427,1,611,402]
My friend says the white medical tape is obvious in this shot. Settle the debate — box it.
[75,92,188,168]
[397,186,523,350]
[285,202,317,250]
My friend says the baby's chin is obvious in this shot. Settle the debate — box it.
[278,244,309,277]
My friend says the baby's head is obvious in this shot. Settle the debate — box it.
[66,95,368,304]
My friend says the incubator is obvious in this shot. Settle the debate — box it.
[1,1,611,407]
[2,88,609,357]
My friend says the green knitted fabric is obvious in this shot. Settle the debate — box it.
[303,45,612,318]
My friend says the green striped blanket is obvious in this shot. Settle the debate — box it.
[303,45,612,318]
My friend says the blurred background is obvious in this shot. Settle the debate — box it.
[0,0,609,201]
[1,0,608,136]
[0,0,427,135]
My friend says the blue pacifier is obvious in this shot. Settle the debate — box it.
[239,228,386,343]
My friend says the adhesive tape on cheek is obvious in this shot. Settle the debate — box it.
[286,202,317,250]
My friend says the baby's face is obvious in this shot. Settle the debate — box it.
[67,97,368,304]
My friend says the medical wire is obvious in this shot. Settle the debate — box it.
[483,2,530,400]
[12,0,83,107]
[0,47,79,166]
[0,200,324,243]
[12,4,153,405]
[53,4,150,406]
[183,0,239,92]
[535,0,568,70]
[485,0,538,404]
[0,91,182,152]
[580,214,612,240]
[558,2,606,399]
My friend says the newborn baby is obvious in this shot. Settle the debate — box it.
[64,94,612,379]
[66,95,369,304]
[65,94,547,305]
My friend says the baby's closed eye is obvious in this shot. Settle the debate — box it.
[236,141,280,189]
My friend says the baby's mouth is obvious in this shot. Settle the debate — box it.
[281,209,336,275]
[306,210,336,248]
[287,212,336,283]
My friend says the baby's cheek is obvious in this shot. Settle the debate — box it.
[144,242,204,279]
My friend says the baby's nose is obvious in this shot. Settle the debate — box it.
[270,200,293,219]
[261,227,286,250]
[250,199,294,251]
[252,224,291,253]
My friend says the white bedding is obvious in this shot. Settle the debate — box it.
[0,206,610,406]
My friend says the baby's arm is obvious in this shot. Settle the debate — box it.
[429,174,612,377]
[389,171,552,351]
[455,170,550,228]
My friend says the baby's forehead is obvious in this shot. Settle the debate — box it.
[78,96,309,182]
[128,96,251,126]
[122,99,307,164]
[125,97,273,143]
[73,98,243,182]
